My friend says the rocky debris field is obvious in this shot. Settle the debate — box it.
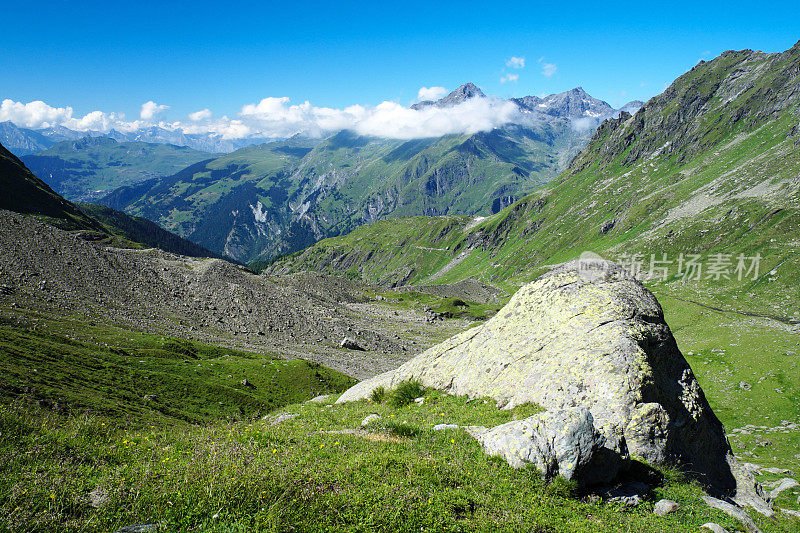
[0,210,471,379]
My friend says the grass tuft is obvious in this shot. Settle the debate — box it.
[388,379,426,407]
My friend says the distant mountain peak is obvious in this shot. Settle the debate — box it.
[411,82,486,110]
[449,82,485,99]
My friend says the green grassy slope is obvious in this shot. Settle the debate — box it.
[6,391,788,532]
[0,312,355,427]
[21,137,212,201]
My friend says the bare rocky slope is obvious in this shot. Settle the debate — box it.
[0,210,469,379]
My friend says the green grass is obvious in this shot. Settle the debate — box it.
[5,390,797,532]
[387,379,427,407]
[656,289,800,497]
[0,314,355,427]
[373,290,502,321]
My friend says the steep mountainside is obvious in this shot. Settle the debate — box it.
[22,137,212,201]
[100,138,320,260]
[0,139,223,258]
[0,141,102,231]
[269,43,800,318]
[101,85,623,263]
[77,203,225,259]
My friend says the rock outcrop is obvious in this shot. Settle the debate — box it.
[338,259,766,507]
[466,407,624,485]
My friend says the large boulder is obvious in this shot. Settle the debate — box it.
[338,259,764,506]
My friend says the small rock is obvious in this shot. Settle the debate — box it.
[433,424,460,431]
[414,396,425,406]
[306,394,333,404]
[742,462,763,474]
[88,487,108,508]
[767,478,798,499]
[340,337,365,351]
[263,413,298,425]
[361,414,381,426]
[762,466,790,475]
[114,525,158,533]
[739,381,752,391]
[241,378,256,389]
[467,408,624,486]
[653,499,679,516]
[702,495,762,533]
[701,524,729,533]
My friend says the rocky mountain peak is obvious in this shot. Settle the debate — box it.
[411,82,486,110]
[512,87,614,119]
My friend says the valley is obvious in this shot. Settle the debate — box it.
[1,32,799,533]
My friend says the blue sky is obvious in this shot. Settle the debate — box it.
[1,0,798,134]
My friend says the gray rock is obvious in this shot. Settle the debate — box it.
[88,487,108,508]
[340,337,365,351]
[361,414,381,426]
[305,394,333,404]
[739,381,752,391]
[263,413,298,425]
[653,499,679,516]
[466,407,624,485]
[114,525,158,533]
[433,423,460,431]
[762,466,790,475]
[338,259,764,508]
[414,396,425,405]
[701,524,729,533]
[702,495,762,533]
[766,477,798,499]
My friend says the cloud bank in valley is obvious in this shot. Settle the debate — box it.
[0,84,570,141]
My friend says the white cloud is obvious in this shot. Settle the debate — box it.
[0,98,131,132]
[140,101,169,120]
[570,117,599,132]
[500,73,519,84]
[188,109,212,121]
[417,86,448,101]
[0,91,539,141]
[0,99,75,129]
[237,95,524,140]
[506,56,525,69]
[541,63,557,77]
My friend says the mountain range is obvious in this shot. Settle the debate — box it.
[269,43,800,319]
[95,85,639,262]
[0,120,264,156]
[2,41,800,533]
